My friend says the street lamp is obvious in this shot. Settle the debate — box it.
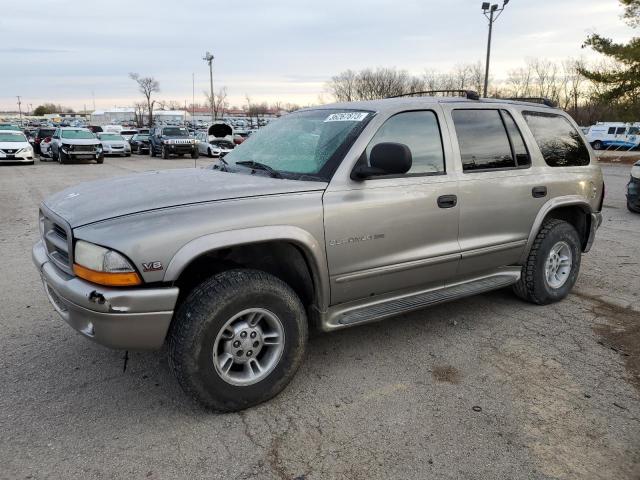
[481,0,509,98]
[203,51,215,123]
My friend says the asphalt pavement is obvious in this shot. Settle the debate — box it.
[0,156,638,480]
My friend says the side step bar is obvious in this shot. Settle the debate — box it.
[320,268,521,331]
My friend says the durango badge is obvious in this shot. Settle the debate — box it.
[142,261,163,272]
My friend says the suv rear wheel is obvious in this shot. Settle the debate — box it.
[168,269,308,411]
[513,219,581,305]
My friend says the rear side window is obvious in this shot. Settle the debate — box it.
[523,111,590,167]
[616,127,626,135]
[452,109,516,171]
[366,110,445,175]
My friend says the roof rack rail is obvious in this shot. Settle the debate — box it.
[389,90,480,101]
[505,97,558,108]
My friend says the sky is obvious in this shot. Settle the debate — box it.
[0,0,635,112]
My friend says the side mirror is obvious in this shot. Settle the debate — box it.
[352,142,412,180]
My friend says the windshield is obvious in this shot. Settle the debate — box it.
[121,131,137,135]
[224,109,372,180]
[99,134,123,141]
[163,127,189,137]
[61,129,95,139]
[133,134,149,140]
[0,132,27,142]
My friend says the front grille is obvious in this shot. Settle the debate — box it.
[74,145,95,152]
[41,209,73,274]
[1,149,17,154]
[173,139,192,144]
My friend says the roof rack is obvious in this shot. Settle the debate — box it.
[505,97,557,108]
[389,90,480,101]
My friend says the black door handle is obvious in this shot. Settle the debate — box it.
[532,186,547,198]
[437,194,457,208]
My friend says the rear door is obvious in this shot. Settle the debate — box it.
[444,106,543,278]
[323,108,460,304]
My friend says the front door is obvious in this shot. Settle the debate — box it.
[323,109,460,305]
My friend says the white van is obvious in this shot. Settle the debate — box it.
[586,122,640,150]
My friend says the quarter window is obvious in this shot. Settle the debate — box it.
[523,111,590,167]
[452,109,516,171]
[608,127,616,135]
[616,127,626,135]
[366,110,445,175]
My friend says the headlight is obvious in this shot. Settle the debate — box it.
[631,164,640,180]
[62,143,73,151]
[73,240,141,286]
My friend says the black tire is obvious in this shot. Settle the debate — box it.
[168,269,308,411]
[125,153,131,157]
[207,147,212,158]
[513,219,582,305]
[593,141,603,150]
[96,155,104,164]
[191,150,199,159]
[628,200,640,213]
[58,150,68,164]
[162,146,170,159]
[137,145,142,155]
[150,144,156,157]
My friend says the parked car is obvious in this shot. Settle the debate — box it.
[129,133,150,154]
[120,130,138,141]
[97,132,131,157]
[196,123,235,157]
[627,160,640,213]
[33,94,603,411]
[50,127,103,164]
[0,124,21,131]
[33,127,56,154]
[585,122,640,150]
[86,125,104,134]
[149,125,198,159]
[137,128,150,135]
[39,136,53,160]
[0,130,35,164]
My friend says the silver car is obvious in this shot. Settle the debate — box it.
[97,132,132,157]
[196,132,235,157]
[33,93,603,411]
[50,127,103,164]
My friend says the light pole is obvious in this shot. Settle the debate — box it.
[481,0,509,98]
[16,96,23,127]
[203,52,215,123]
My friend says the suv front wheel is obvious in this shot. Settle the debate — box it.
[514,219,581,305]
[168,269,308,411]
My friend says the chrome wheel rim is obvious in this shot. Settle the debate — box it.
[545,241,572,289]
[212,308,285,386]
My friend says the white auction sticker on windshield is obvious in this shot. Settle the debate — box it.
[324,112,369,122]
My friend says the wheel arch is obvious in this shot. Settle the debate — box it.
[164,226,330,319]
[521,196,593,263]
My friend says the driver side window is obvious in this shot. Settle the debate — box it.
[366,110,445,175]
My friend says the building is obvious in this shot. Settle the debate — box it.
[90,107,136,125]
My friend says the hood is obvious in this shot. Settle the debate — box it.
[208,123,233,138]
[0,141,29,150]
[60,138,100,145]
[44,168,327,227]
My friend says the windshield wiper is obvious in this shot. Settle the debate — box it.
[235,161,283,179]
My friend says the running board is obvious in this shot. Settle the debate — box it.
[321,268,521,331]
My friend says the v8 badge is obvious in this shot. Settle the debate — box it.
[142,261,163,272]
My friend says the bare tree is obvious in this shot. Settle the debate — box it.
[204,87,229,119]
[129,73,159,126]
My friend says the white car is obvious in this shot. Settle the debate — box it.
[0,130,35,164]
[120,129,138,141]
[195,132,235,157]
[39,137,53,160]
[97,132,132,156]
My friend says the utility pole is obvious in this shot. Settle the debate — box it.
[481,0,509,98]
[192,73,195,126]
[203,52,215,123]
[16,96,23,127]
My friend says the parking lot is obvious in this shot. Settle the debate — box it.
[1,155,638,479]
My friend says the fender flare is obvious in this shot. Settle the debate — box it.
[520,195,593,263]
[163,225,330,310]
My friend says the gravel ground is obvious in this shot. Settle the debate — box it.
[0,156,638,480]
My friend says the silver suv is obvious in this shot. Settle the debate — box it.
[33,92,604,411]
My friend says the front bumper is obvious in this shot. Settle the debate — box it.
[0,151,34,162]
[584,212,603,253]
[32,240,179,350]
[627,176,640,211]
